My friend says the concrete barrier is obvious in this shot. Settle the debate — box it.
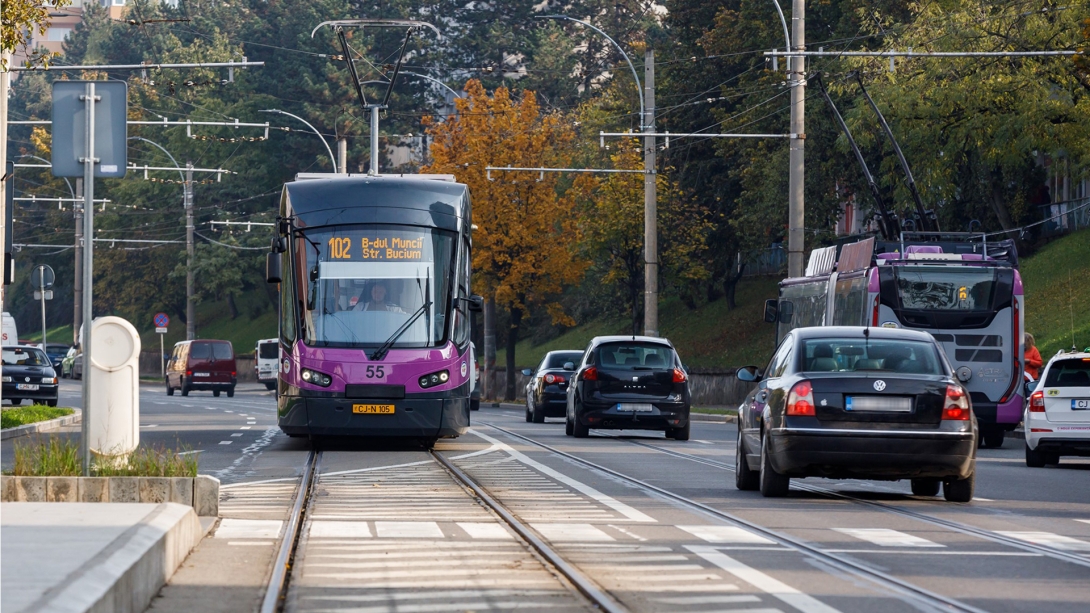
[0,475,219,516]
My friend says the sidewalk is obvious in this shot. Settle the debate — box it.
[1,502,208,613]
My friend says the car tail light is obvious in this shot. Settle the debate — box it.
[231,371,236,377]
[672,368,687,383]
[186,370,192,376]
[544,373,566,384]
[786,380,815,416]
[1028,390,1045,413]
[942,385,970,420]
[582,367,598,381]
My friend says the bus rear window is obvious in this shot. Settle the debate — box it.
[895,266,997,311]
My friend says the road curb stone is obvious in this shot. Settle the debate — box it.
[0,408,82,440]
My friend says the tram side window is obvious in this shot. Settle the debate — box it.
[281,251,297,344]
[451,242,471,347]
[832,276,868,326]
[780,280,828,334]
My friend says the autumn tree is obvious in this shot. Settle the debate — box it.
[1,0,71,67]
[424,80,585,400]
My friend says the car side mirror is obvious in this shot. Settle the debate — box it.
[521,369,533,376]
[562,362,575,371]
[736,365,762,382]
[763,299,778,323]
[778,300,794,324]
[266,253,282,284]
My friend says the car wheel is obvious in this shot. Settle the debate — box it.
[45,399,58,407]
[213,390,221,397]
[531,402,545,424]
[735,430,759,491]
[227,387,235,398]
[525,404,532,422]
[759,434,790,497]
[181,385,189,397]
[572,413,590,438]
[669,421,690,441]
[1025,442,1048,467]
[9,398,21,406]
[981,427,1005,449]
[943,472,975,503]
[166,380,174,396]
[565,417,574,436]
[910,478,941,496]
[265,382,277,391]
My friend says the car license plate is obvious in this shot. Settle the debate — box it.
[353,404,395,414]
[1072,399,1090,410]
[15,384,38,391]
[616,403,654,412]
[193,372,210,377]
[846,396,912,412]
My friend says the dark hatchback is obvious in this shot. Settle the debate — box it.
[566,336,691,440]
[523,350,584,423]
[3,345,60,406]
[735,326,978,502]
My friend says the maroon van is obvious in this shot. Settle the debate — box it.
[165,340,237,397]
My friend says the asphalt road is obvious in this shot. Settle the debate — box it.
[7,384,1090,613]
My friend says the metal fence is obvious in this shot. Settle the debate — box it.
[1034,198,1090,239]
[740,245,787,277]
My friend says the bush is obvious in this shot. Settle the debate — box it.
[0,405,74,429]
[9,438,199,477]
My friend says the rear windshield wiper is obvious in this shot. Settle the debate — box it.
[369,300,432,361]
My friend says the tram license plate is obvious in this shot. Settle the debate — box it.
[16,384,38,391]
[1072,399,1090,410]
[616,403,654,412]
[353,404,395,414]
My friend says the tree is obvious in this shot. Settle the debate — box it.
[1,0,71,67]
[424,80,586,400]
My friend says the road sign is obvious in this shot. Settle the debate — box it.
[155,327,168,334]
[30,264,55,289]
[33,290,53,300]
[51,81,128,178]
[153,312,170,328]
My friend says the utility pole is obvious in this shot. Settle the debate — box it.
[643,49,658,336]
[1,55,9,396]
[74,178,83,344]
[787,0,806,278]
[185,162,195,340]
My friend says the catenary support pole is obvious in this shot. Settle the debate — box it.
[74,179,83,344]
[186,162,195,340]
[0,51,9,407]
[337,138,347,174]
[80,82,97,475]
[40,266,47,347]
[369,106,380,175]
[483,297,496,400]
[643,49,658,337]
[787,0,806,278]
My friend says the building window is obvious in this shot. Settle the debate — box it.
[46,28,72,42]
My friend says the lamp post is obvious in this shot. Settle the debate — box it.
[259,109,337,171]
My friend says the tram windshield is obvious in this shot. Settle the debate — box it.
[299,225,456,348]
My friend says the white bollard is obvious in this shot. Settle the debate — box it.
[87,316,141,463]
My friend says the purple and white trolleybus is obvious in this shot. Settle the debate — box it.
[265,174,482,446]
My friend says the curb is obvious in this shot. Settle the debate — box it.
[1,408,81,440]
[1,475,220,516]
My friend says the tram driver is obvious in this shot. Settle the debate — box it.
[349,280,406,313]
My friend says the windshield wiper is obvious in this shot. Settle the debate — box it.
[369,300,432,361]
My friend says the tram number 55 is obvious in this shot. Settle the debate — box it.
[365,365,385,379]
[328,237,353,259]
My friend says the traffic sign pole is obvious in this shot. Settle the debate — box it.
[153,313,170,377]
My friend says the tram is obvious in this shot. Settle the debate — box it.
[266,174,481,445]
[765,234,1024,448]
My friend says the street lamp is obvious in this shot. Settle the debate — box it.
[258,109,337,169]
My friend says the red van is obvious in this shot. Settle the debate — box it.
[165,340,237,397]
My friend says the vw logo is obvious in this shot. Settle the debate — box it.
[873,380,887,392]
[24,377,30,383]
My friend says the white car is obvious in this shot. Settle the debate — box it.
[1024,349,1090,467]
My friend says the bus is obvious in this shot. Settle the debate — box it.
[765,234,1024,448]
[266,174,481,446]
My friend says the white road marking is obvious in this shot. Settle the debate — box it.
[654,595,762,605]
[996,531,1090,551]
[216,519,282,539]
[239,426,252,430]
[473,428,656,522]
[834,528,944,548]
[457,522,513,540]
[228,541,275,546]
[531,523,614,542]
[607,524,648,541]
[219,441,233,445]
[693,440,713,445]
[231,433,243,437]
[687,545,843,613]
[679,525,775,544]
[310,521,373,538]
[225,410,233,413]
[1075,520,1090,526]
[141,424,158,428]
[375,521,445,538]
[974,497,995,502]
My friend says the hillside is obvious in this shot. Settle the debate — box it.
[1022,228,1090,357]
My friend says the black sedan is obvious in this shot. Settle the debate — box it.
[566,336,691,440]
[3,345,60,406]
[523,350,584,423]
[735,327,977,502]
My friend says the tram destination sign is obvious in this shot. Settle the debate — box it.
[325,230,431,262]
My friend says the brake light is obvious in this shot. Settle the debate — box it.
[942,385,970,420]
[186,370,192,376]
[871,295,880,327]
[672,368,687,383]
[582,367,598,381]
[1029,390,1045,413]
[231,371,236,377]
[544,373,566,384]
[786,380,815,416]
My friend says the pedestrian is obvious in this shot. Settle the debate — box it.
[1024,333,1043,397]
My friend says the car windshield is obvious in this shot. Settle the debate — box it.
[1043,359,1090,387]
[258,342,278,359]
[895,266,998,311]
[801,338,944,374]
[299,225,455,348]
[543,352,582,370]
[2,348,50,366]
[595,342,675,370]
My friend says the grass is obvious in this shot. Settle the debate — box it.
[1,405,73,429]
[1023,228,1090,358]
[8,438,199,477]
[691,406,739,415]
[137,301,277,358]
[22,324,74,344]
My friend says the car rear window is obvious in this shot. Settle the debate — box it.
[212,343,233,360]
[1043,359,1090,387]
[801,338,943,375]
[258,342,278,359]
[189,343,211,359]
[544,352,582,369]
[595,342,675,370]
[2,348,49,366]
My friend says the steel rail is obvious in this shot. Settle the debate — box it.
[260,450,320,613]
[610,435,1090,570]
[481,422,988,613]
[430,450,629,613]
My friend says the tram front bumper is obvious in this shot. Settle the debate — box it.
[278,395,469,438]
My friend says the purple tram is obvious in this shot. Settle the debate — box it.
[266,174,481,446]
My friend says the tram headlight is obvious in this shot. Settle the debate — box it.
[418,369,450,389]
[301,368,332,387]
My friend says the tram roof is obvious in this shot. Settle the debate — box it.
[282,174,469,230]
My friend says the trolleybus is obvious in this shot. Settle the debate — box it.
[266,174,481,446]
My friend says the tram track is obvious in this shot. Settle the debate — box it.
[606,433,1090,570]
[261,449,320,613]
[481,421,992,613]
